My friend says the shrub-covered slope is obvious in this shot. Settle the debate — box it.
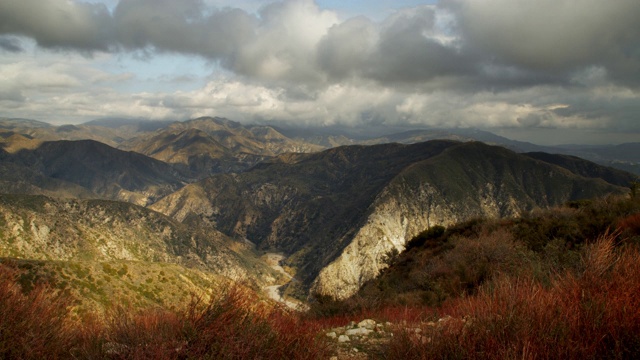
[0,193,280,311]
[341,194,640,309]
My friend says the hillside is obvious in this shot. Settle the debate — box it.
[150,140,632,300]
[524,151,638,187]
[5,117,637,176]
[3,195,639,359]
[311,142,632,299]
[1,118,637,305]
[163,117,324,155]
[123,126,268,178]
[1,125,639,358]
[0,140,190,205]
[327,192,640,312]
[0,193,279,310]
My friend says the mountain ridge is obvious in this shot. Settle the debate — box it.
[311,141,630,299]
[150,140,632,300]
[3,116,638,175]
[1,117,637,302]
[1,139,189,205]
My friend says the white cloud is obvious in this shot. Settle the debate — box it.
[0,0,638,144]
[231,0,339,82]
[447,0,640,84]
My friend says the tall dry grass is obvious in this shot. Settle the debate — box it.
[89,286,330,359]
[0,265,329,359]
[0,262,76,359]
[384,232,640,359]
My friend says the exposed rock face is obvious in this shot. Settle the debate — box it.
[151,141,630,300]
[0,194,275,286]
[151,142,459,291]
[312,143,629,299]
[4,117,636,307]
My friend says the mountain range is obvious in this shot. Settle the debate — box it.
[0,116,637,306]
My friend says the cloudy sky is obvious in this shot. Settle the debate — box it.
[1,0,639,145]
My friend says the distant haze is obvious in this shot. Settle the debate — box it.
[1,0,639,145]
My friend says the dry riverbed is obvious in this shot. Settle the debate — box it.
[263,253,307,310]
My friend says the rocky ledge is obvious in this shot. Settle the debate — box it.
[323,316,469,359]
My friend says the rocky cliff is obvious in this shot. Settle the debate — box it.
[311,142,629,299]
[150,141,630,300]
[0,194,277,287]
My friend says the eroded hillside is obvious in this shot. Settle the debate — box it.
[150,140,632,300]
[0,194,280,310]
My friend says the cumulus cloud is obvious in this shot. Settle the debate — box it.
[2,0,638,88]
[446,0,640,86]
[0,0,113,51]
[229,0,338,82]
[1,0,639,142]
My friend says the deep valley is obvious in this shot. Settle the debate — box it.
[1,116,639,359]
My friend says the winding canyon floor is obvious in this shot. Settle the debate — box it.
[263,253,308,311]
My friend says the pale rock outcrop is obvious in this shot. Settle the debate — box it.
[312,178,524,300]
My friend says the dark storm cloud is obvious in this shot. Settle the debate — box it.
[316,16,376,80]
[516,112,550,127]
[112,0,255,58]
[315,6,477,86]
[0,87,25,103]
[550,94,640,130]
[445,0,640,86]
[365,6,472,84]
[3,0,638,90]
[0,0,256,58]
[0,0,113,51]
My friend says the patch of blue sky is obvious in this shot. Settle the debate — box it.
[316,0,437,20]
[81,0,439,20]
[95,52,215,93]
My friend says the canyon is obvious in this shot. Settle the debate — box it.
[0,117,637,307]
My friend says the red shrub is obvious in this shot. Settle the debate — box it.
[617,212,640,238]
[86,285,330,359]
[0,262,76,359]
[385,233,640,359]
